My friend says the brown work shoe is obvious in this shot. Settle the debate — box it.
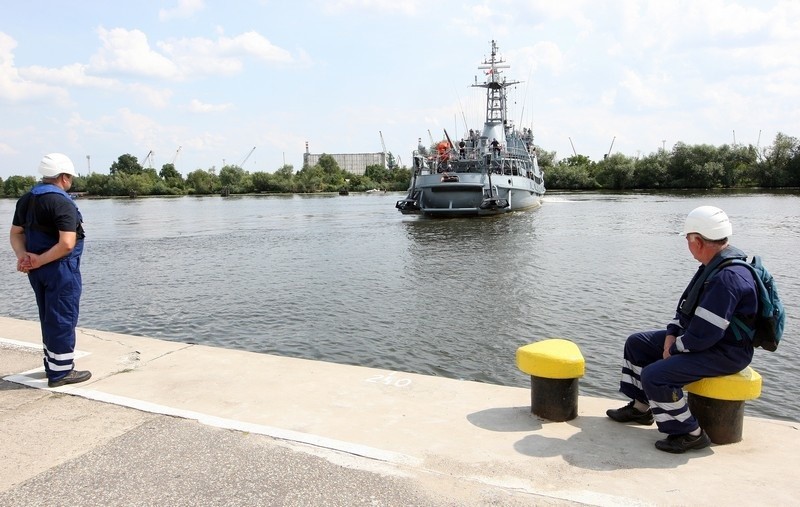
[48,369,92,388]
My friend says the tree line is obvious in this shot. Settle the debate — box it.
[0,153,411,198]
[538,132,799,190]
[1,133,798,198]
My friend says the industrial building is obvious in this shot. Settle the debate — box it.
[303,142,386,176]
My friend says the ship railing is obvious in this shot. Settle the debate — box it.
[504,143,532,161]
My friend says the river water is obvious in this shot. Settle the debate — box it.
[1,191,798,422]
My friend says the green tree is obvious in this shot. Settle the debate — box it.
[386,152,397,170]
[786,144,800,187]
[533,146,557,171]
[275,164,294,178]
[364,164,389,184]
[545,154,597,189]
[185,169,220,194]
[389,167,412,190]
[159,163,185,191]
[295,164,325,192]
[317,154,340,174]
[219,165,246,193]
[110,154,143,176]
[546,163,597,189]
[714,144,756,188]
[83,173,109,195]
[251,171,272,192]
[270,165,295,193]
[159,163,181,180]
[102,171,160,196]
[668,143,722,188]
[754,132,798,187]
[3,175,36,197]
[633,151,669,188]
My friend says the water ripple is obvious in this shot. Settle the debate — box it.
[1,192,797,422]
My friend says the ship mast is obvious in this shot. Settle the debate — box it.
[474,40,518,126]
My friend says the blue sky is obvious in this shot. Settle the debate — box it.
[1,0,798,179]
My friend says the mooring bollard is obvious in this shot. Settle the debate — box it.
[685,367,762,444]
[516,338,585,422]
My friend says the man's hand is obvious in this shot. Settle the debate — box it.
[16,254,32,273]
[663,334,677,359]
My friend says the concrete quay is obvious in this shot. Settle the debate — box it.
[1,315,798,506]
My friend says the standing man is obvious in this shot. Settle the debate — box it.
[606,206,757,453]
[10,153,91,388]
[490,138,500,156]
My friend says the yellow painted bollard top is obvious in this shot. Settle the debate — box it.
[516,338,585,379]
[685,367,762,401]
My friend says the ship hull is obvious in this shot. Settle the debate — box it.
[412,173,542,217]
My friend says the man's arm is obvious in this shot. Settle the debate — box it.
[26,230,77,270]
[10,225,26,258]
[10,225,30,272]
[672,268,753,353]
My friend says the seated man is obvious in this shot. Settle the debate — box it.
[606,206,757,453]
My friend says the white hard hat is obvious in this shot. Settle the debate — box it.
[38,153,76,178]
[683,205,732,240]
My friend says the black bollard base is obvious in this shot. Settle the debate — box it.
[530,376,579,422]
[688,393,745,444]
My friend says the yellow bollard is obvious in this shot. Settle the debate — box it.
[516,339,585,422]
[686,367,762,444]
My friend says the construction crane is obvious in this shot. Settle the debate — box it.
[605,136,616,159]
[142,150,154,169]
[239,146,256,167]
[171,146,182,165]
[379,131,390,169]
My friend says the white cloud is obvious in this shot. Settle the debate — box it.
[157,36,243,76]
[618,68,671,109]
[90,27,180,79]
[19,61,172,108]
[218,32,293,63]
[21,63,116,88]
[126,83,173,108]
[157,31,294,77]
[512,42,565,76]
[0,32,70,105]
[113,108,164,152]
[188,99,232,113]
[159,0,205,21]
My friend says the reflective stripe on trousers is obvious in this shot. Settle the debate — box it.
[28,256,82,381]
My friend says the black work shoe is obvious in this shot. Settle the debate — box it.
[655,430,711,454]
[606,401,654,425]
[48,370,92,388]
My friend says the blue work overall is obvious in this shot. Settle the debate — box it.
[24,184,84,382]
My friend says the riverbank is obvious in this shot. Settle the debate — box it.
[1,316,797,506]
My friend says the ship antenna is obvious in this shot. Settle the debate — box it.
[454,85,469,133]
[519,65,533,127]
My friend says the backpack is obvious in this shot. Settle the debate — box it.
[720,256,786,351]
